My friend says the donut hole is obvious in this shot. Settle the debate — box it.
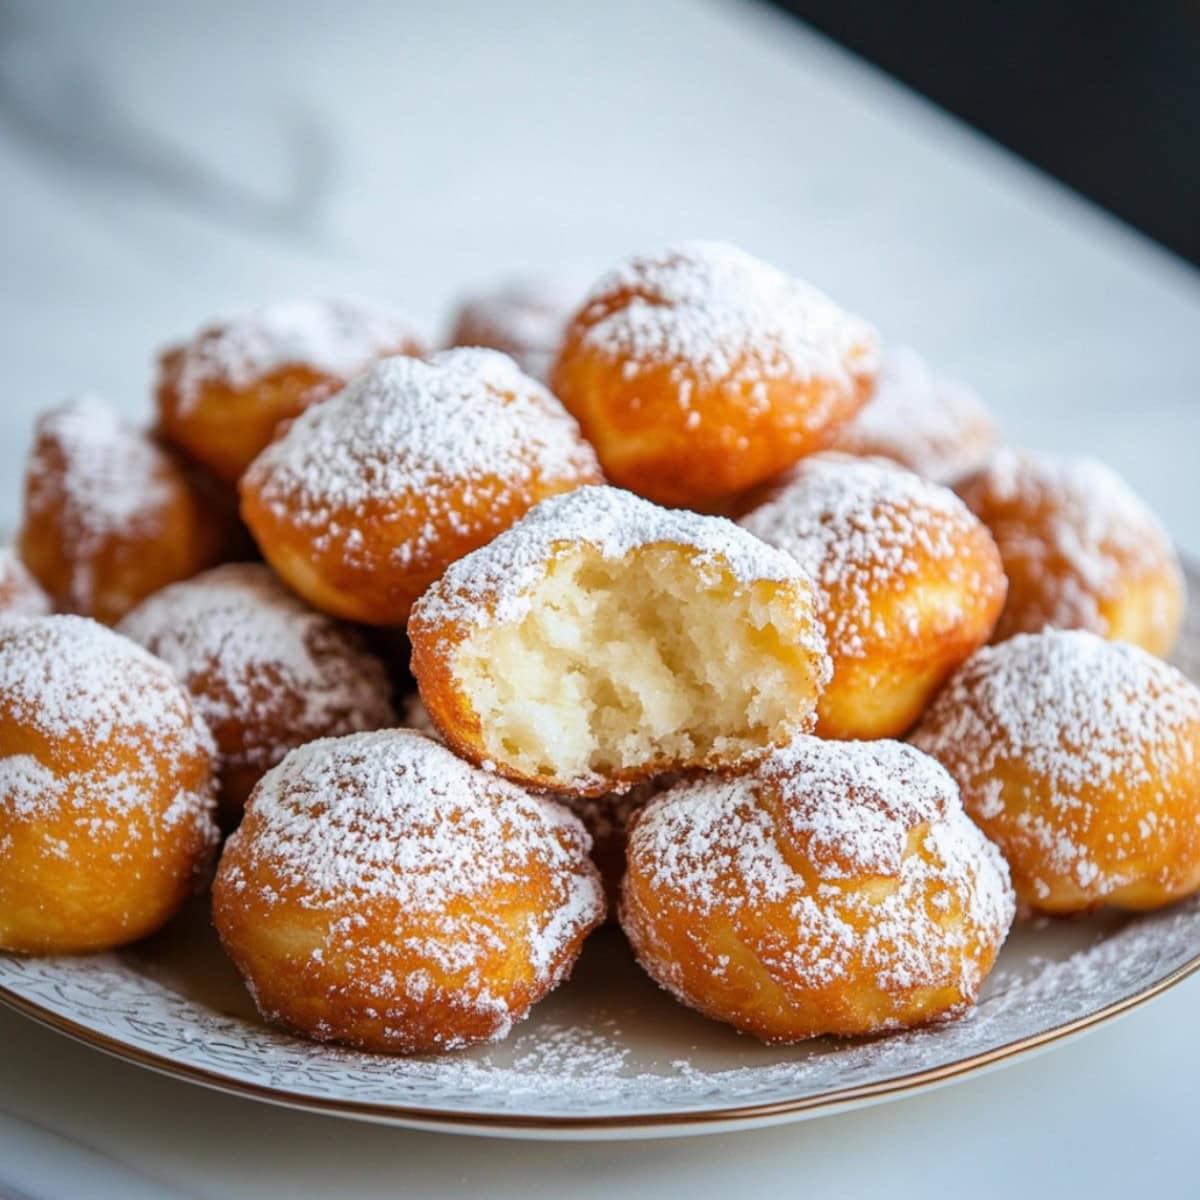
[451,545,821,787]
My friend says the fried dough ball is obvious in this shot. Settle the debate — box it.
[741,453,1006,740]
[447,273,580,383]
[911,630,1200,914]
[399,690,652,911]
[621,736,1014,1042]
[550,241,879,511]
[0,616,218,953]
[410,485,831,797]
[0,546,50,617]
[17,397,227,625]
[833,347,998,483]
[118,564,396,828]
[156,298,424,484]
[958,449,1185,657]
[241,348,602,625]
[212,730,604,1053]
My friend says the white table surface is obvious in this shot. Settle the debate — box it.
[1,1,1199,1196]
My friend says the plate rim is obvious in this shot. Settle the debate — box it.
[2,946,1199,1137]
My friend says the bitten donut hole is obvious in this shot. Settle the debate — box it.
[453,545,818,785]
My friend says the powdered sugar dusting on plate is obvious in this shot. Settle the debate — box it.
[911,630,1200,897]
[118,564,396,775]
[573,241,878,398]
[741,453,985,658]
[625,737,1014,1022]
[412,484,812,631]
[833,347,997,483]
[169,298,424,409]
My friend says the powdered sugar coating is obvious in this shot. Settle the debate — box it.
[169,298,423,410]
[741,453,988,659]
[118,564,395,779]
[624,737,1015,1029]
[911,630,1200,902]
[833,347,997,483]
[0,547,50,617]
[243,348,600,569]
[413,484,816,632]
[21,397,176,612]
[219,730,604,1048]
[0,615,215,756]
[572,241,878,398]
[960,448,1184,639]
[448,274,580,383]
[0,615,218,860]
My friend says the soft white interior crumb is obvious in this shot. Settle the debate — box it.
[453,546,818,784]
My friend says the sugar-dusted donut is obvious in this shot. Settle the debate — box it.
[621,736,1014,1042]
[157,298,424,484]
[833,346,998,483]
[0,616,218,953]
[550,241,879,511]
[18,397,227,625]
[212,729,605,1053]
[410,485,831,796]
[399,689,653,910]
[0,546,50,618]
[911,630,1200,914]
[958,448,1185,656]
[447,273,580,383]
[741,453,1006,740]
[241,348,603,625]
[118,564,396,827]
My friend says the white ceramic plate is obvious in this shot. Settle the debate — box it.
[3,572,1200,1141]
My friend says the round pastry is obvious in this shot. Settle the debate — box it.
[741,453,1006,740]
[410,485,831,796]
[17,397,226,625]
[447,273,580,383]
[0,616,218,953]
[550,240,879,512]
[0,546,50,618]
[957,448,1185,657]
[212,729,605,1053]
[241,348,603,625]
[833,346,998,483]
[157,298,424,484]
[911,630,1200,914]
[621,736,1015,1042]
[118,564,396,827]
[398,689,650,911]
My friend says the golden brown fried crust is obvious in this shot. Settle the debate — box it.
[552,325,874,512]
[957,456,1185,657]
[911,632,1200,914]
[211,734,604,1053]
[18,425,228,626]
[620,744,1013,1043]
[243,467,599,627]
[156,335,423,486]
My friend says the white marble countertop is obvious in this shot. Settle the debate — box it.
[1,1,1199,1196]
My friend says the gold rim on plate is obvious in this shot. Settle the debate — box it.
[3,950,1199,1136]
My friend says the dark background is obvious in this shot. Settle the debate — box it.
[768,0,1200,267]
